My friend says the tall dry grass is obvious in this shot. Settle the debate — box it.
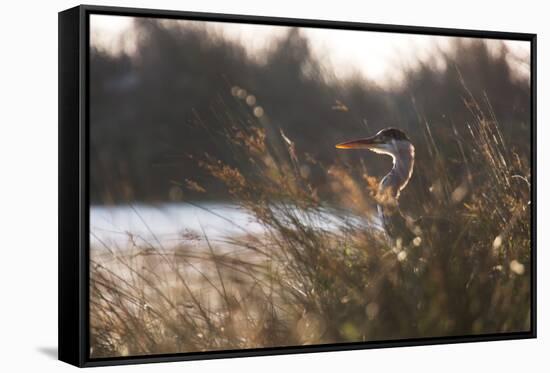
[90,87,531,358]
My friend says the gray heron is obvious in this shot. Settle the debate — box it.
[336,128,420,243]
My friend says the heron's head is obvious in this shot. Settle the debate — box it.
[335,128,411,158]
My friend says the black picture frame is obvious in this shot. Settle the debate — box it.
[59,4,537,367]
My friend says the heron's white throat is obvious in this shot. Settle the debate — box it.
[369,140,415,200]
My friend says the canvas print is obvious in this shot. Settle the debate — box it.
[89,14,532,358]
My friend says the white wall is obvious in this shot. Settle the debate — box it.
[0,0,546,371]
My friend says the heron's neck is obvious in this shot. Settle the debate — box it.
[379,141,415,200]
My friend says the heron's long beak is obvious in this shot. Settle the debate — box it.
[335,136,380,149]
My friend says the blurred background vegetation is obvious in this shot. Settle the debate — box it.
[90,18,530,206]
